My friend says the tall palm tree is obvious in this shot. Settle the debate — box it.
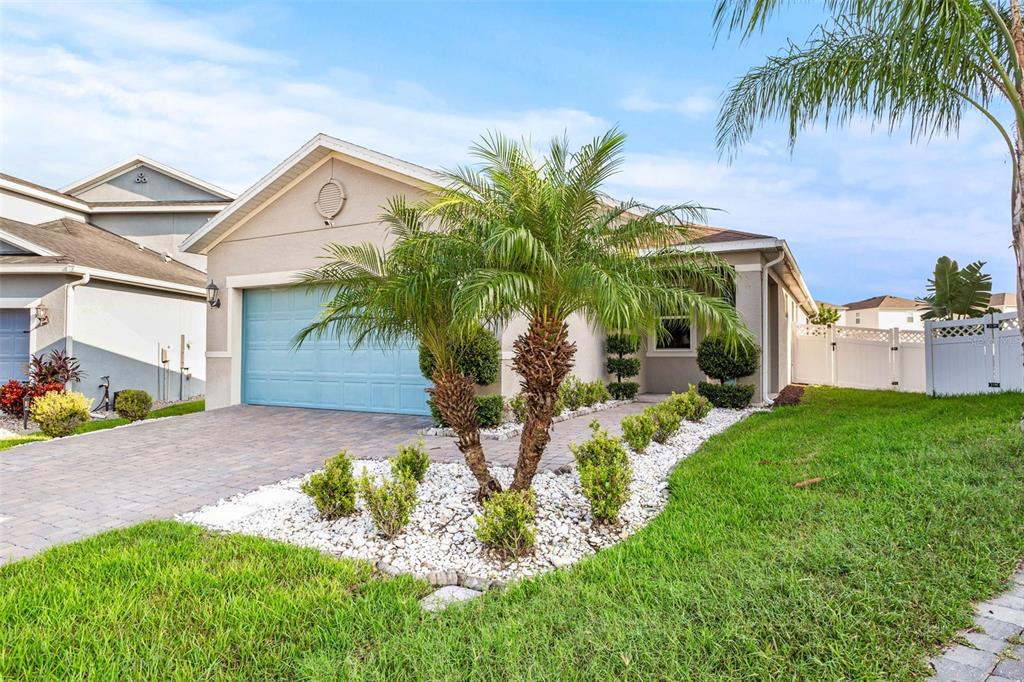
[432,130,753,491]
[715,0,1024,340]
[294,198,503,500]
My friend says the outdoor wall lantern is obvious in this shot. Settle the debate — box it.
[205,281,221,308]
[34,304,49,326]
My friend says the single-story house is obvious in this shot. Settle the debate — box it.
[843,295,924,330]
[182,134,816,415]
[988,292,1018,313]
[0,158,232,403]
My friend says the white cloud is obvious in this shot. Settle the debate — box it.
[620,91,716,117]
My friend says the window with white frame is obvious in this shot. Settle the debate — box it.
[654,317,691,351]
[854,313,861,325]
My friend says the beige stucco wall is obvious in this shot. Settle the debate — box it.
[497,312,607,398]
[202,155,426,408]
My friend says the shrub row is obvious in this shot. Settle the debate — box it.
[302,441,430,538]
[621,386,711,453]
[556,375,611,414]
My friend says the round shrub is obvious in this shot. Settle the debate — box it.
[570,420,632,524]
[359,473,418,539]
[607,381,640,401]
[664,386,712,422]
[605,334,640,356]
[428,395,505,429]
[30,390,91,437]
[475,489,536,558]
[301,451,357,519]
[697,381,756,408]
[697,336,760,382]
[419,326,501,385]
[391,440,430,483]
[114,389,152,422]
[606,357,641,380]
[621,412,656,453]
[646,402,681,444]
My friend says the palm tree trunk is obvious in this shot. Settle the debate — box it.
[429,369,502,501]
[509,317,576,492]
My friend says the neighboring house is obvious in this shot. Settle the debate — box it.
[988,292,1018,313]
[0,157,231,403]
[182,134,817,414]
[842,295,924,330]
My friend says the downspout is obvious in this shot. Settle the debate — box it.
[64,270,91,371]
[761,250,785,404]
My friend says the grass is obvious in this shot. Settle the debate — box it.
[2,388,1022,680]
[0,399,205,451]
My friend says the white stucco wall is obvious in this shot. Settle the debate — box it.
[71,281,206,402]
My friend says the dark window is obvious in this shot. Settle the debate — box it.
[656,318,691,350]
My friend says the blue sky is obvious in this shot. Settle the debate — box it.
[0,1,1014,303]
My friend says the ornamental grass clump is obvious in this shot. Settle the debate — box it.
[302,451,357,520]
[29,390,91,437]
[621,412,657,453]
[390,440,430,483]
[114,389,152,422]
[359,473,418,539]
[474,489,536,558]
[570,420,632,524]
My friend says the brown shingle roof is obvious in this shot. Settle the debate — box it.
[0,217,205,288]
[687,226,775,244]
[843,295,920,311]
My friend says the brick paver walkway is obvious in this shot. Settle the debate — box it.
[928,565,1024,681]
[0,400,653,564]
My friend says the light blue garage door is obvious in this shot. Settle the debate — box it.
[0,309,30,382]
[242,287,431,415]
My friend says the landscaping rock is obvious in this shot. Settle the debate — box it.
[180,407,753,584]
[420,585,483,612]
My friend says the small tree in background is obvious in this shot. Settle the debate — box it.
[918,256,993,320]
[809,305,841,326]
[696,336,759,408]
[605,334,641,400]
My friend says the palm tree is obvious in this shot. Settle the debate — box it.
[714,0,1024,341]
[432,130,753,491]
[294,198,502,500]
[918,255,994,319]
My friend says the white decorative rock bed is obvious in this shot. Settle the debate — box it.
[180,408,755,590]
[420,399,634,441]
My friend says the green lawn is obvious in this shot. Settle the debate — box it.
[2,388,1022,680]
[0,399,205,451]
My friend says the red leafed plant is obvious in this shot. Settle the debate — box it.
[0,380,27,416]
[27,349,83,386]
[30,382,65,399]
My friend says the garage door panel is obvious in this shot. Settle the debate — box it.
[242,287,430,415]
[0,309,30,383]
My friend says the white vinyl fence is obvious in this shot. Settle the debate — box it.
[794,324,926,392]
[924,312,1024,396]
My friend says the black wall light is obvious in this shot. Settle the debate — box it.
[205,281,221,308]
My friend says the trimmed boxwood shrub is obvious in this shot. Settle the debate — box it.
[475,489,537,558]
[428,394,505,429]
[418,326,500,386]
[621,412,656,453]
[302,451,358,519]
[391,440,430,483]
[114,389,152,422]
[358,473,418,539]
[646,402,681,444]
[608,381,639,400]
[697,381,756,408]
[696,336,759,383]
[570,420,632,524]
[605,334,641,401]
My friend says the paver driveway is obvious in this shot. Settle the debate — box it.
[0,401,650,563]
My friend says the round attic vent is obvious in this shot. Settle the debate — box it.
[315,179,346,219]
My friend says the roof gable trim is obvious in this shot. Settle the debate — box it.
[62,155,236,200]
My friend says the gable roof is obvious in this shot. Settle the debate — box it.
[688,226,775,244]
[844,295,920,311]
[61,155,236,201]
[0,172,92,215]
[0,216,205,290]
[182,133,440,254]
